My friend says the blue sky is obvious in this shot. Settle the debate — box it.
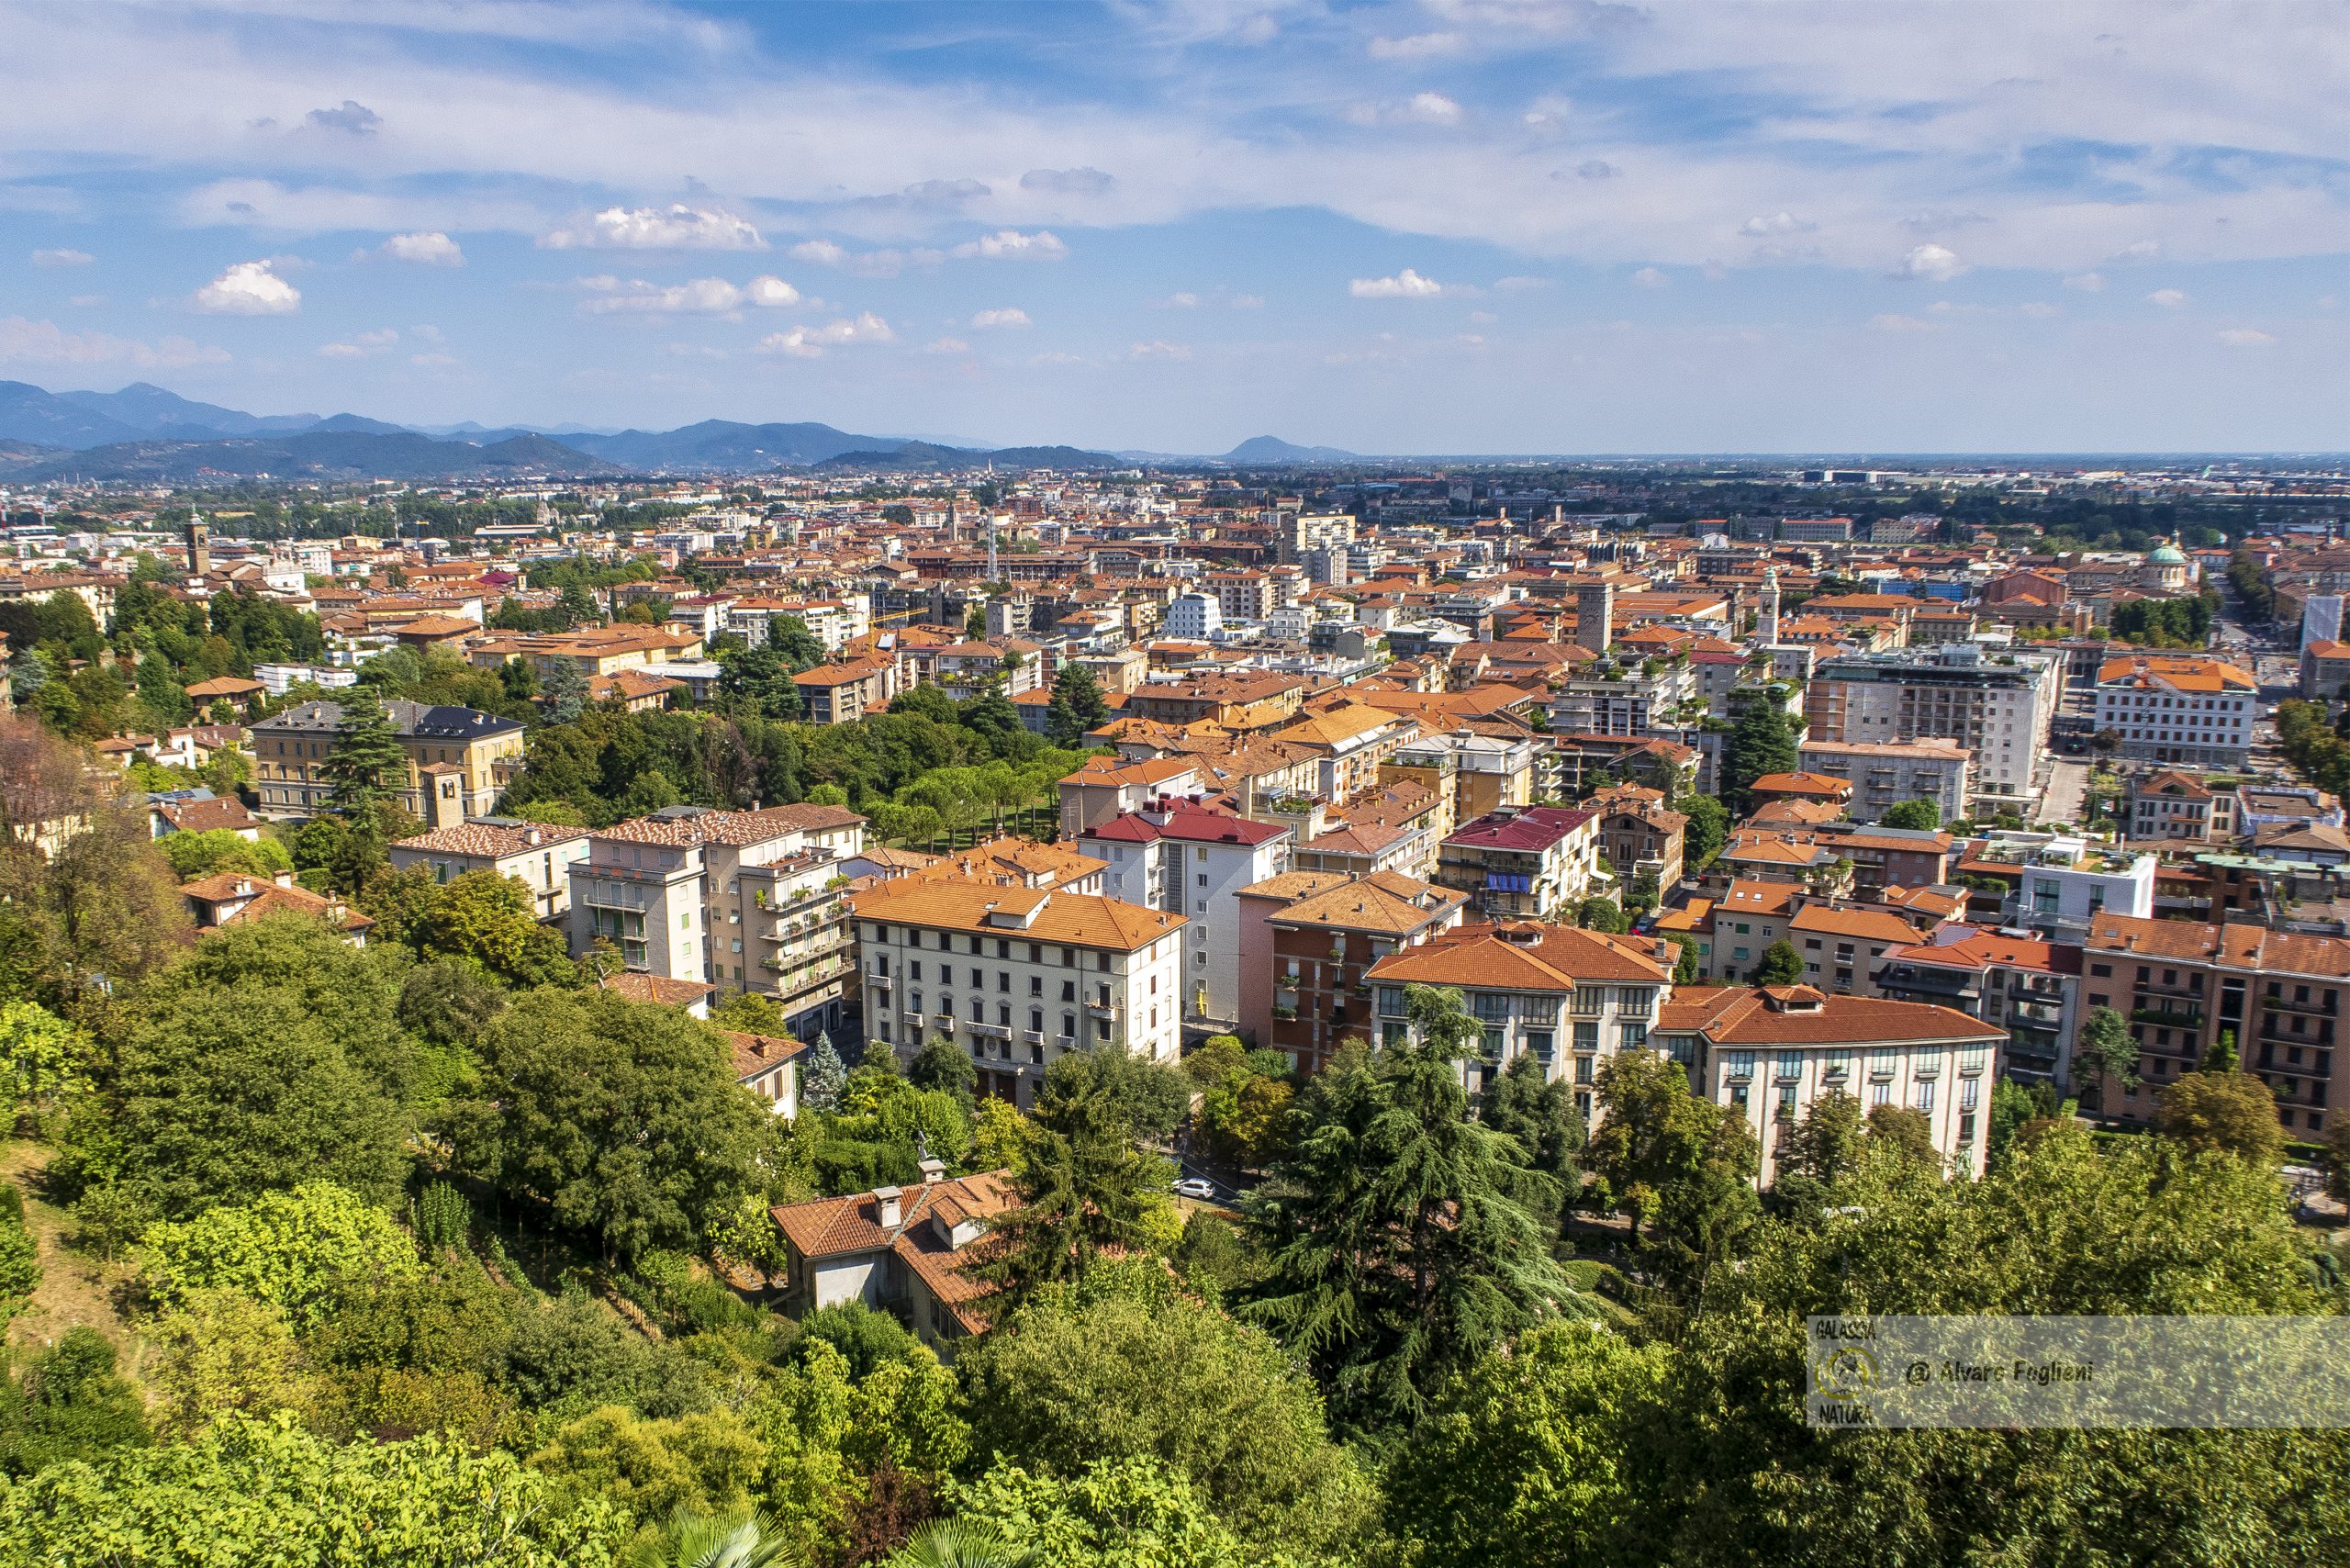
[2,0,2344,453]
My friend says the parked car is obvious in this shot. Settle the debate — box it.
[1172,1177,1217,1201]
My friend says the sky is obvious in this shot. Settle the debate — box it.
[1,0,2345,454]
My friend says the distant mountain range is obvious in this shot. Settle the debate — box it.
[0,378,1371,480]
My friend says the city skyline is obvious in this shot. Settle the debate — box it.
[3,0,2344,453]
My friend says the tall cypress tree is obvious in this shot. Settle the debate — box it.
[1045,663,1112,748]
[320,688,408,812]
[1721,689,1799,816]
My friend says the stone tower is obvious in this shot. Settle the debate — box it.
[185,517,211,577]
[1760,565,1781,646]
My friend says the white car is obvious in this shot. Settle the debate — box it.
[1172,1177,1217,1201]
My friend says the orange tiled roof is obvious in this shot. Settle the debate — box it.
[849,878,1183,952]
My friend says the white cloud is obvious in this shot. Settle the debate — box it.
[1129,340,1191,360]
[1891,243,1965,282]
[923,336,970,353]
[2145,288,2189,308]
[408,352,459,367]
[577,274,800,314]
[1868,312,1936,332]
[1631,266,1668,288]
[2020,302,2062,318]
[787,239,938,276]
[319,327,399,357]
[969,307,1031,330]
[2217,328,2274,346]
[541,204,765,251]
[1020,167,1114,195]
[0,315,227,367]
[380,231,464,265]
[30,248,93,268]
[951,229,1068,260]
[2063,272,2107,292]
[1352,92,1465,126]
[1740,212,1815,237]
[1161,291,1201,308]
[1349,266,1448,298]
[193,259,299,314]
[756,312,894,356]
[2110,240,2163,263]
[1369,31,1464,59]
[1229,293,1265,308]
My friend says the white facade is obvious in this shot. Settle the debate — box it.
[1707,1030,1998,1182]
[1796,739,1972,825]
[1808,644,2060,801]
[855,883,1187,1109]
[2093,667,2255,768]
[1163,591,1223,642]
[1978,833,2157,937]
[1082,809,1292,1026]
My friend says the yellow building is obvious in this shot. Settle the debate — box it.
[250,698,526,823]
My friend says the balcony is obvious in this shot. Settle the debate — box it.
[579,881,654,911]
[2131,1005,2204,1030]
[1085,1001,1118,1019]
[969,1021,1013,1041]
[1022,1028,1045,1047]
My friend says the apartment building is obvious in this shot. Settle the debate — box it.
[1584,784,1687,899]
[565,804,867,1041]
[1876,928,2084,1084]
[1545,658,1699,738]
[2084,913,2346,1138]
[1807,642,2061,803]
[1968,832,2156,937]
[2125,769,2240,843]
[389,818,593,921]
[1796,738,1972,825]
[1434,805,1606,920]
[1661,985,2008,1182]
[851,879,1186,1108]
[1236,869,1466,1074]
[2092,655,2257,767]
[1056,756,1202,837]
[1382,729,1541,833]
[249,699,525,823]
[1080,804,1292,1025]
[1368,920,1677,1112]
[792,653,905,724]
[1273,701,1418,803]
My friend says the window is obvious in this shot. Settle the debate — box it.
[1574,1021,1598,1052]
[1872,1081,1891,1106]
[1915,1080,1936,1114]
[1470,991,1511,1022]
[1376,985,1405,1015]
[1723,1050,1755,1080]
[1775,1050,1802,1081]
[1776,1084,1797,1121]
[1619,1021,1648,1051]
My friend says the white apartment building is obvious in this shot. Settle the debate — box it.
[1807,643,2061,804]
[1163,591,1223,642]
[1367,921,1677,1117]
[1080,805,1292,1025]
[852,879,1187,1108]
[1796,738,1973,825]
[2091,655,2257,767]
[567,803,867,1040]
[1972,831,2157,937]
[389,818,593,921]
[1662,986,2008,1182]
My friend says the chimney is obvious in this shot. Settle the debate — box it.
[525,826,542,846]
[233,878,253,897]
[874,1185,902,1227]
[918,1157,946,1186]
[273,869,295,889]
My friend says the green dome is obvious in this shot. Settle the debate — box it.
[2148,543,2188,564]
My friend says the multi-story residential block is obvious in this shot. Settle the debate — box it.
[1080,804,1292,1025]
[1368,920,1677,1111]
[1807,642,2062,804]
[2084,913,2347,1137]
[1970,832,2156,937]
[1584,784,1686,902]
[249,699,525,823]
[1382,729,1541,833]
[2092,654,2257,767]
[1272,701,1418,803]
[1056,756,1203,837]
[1785,902,1931,995]
[1208,570,1272,623]
[1875,928,2084,1084]
[2124,768,2239,843]
[566,804,867,1040]
[1236,869,1466,1073]
[792,653,905,724]
[1545,657,1699,737]
[1434,805,1605,920]
[1660,985,2008,1182]
[389,818,593,920]
[2300,638,2350,702]
[1796,738,1971,824]
[850,879,1186,1107]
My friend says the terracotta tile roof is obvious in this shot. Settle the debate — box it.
[1656,986,2005,1046]
[157,796,256,834]
[1267,874,1462,935]
[722,1029,808,1079]
[394,820,588,858]
[1237,869,1358,903]
[771,1171,1018,1335]
[908,835,1107,889]
[1274,700,1408,748]
[1880,930,2082,975]
[1751,771,1853,798]
[1718,879,1800,916]
[1369,920,1673,990]
[1082,805,1287,848]
[2095,654,2255,693]
[1445,805,1595,852]
[849,878,1184,952]
[597,971,720,1006]
[1787,904,1929,945]
[591,803,861,848]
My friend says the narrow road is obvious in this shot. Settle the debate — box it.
[2040,757,2090,827]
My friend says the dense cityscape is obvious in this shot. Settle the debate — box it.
[2,1,2347,1564]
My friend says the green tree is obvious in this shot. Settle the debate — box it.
[803,1033,847,1114]
[1880,798,1942,832]
[0,1327,152,1476]
[406,869,578,987]
[957,1274,1377,1560]
[711,991,789,1036]
[139,1182,422,1329]
[1720,692,1799,815]
[1863,1103,1937,1164]
[1476,1052,1584,1226]
[909,1036,979,1110]
[1245,990,1580,1430]
[1680,794,1729,871]
[1046,664,1112,749]
[0,999,90,1135]
[2070,1003,2141,1103]
[1751,939,1804,985]
[532,1404,769,1519]
[320,687,409,812]
[1583,1047,1759,1297]
[1662,933,1702,986]
[1197,1074,1293,1170]
[626,1506,805,1568]
[984,1085,1175,1306]
[1184,1036,1249,1089]
[1385,1320,1673,1568]
[0,1188,37,1331]
[1574,895,1628,935]
[2155,1070,2286,1167]
[1036,1046,1192,1143]
[949,1456,1274,1568]
[544,656,592,723]
[0,1413,625,1564]
[451,989,767,1262]
[158,828,294,882]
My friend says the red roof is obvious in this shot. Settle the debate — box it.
[1444,805,1595,851]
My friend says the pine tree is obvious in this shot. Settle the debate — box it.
[320,687,408,812]
[802,1031,847,1114]
[543,657,589,724]
[1721,689,1799,815]
[1046,663,1112,748]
